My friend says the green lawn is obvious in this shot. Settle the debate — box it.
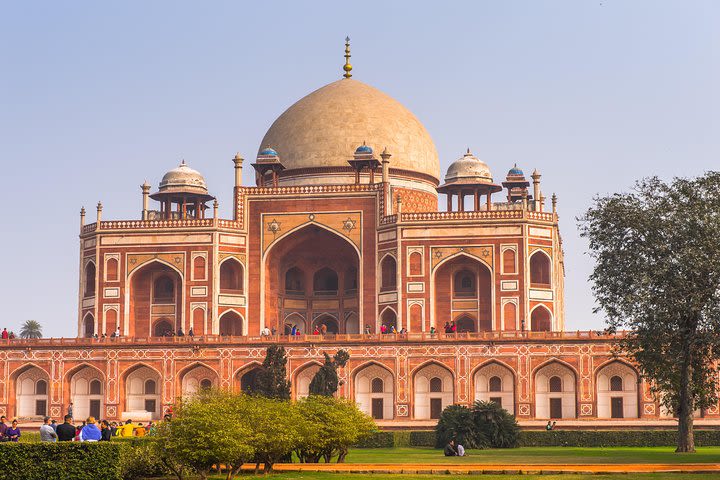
[342,446,720,464]
[210,474,720,480]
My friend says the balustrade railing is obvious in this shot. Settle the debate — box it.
[81,218,240,234]
[0,330,624,348]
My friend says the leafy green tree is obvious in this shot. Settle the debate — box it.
[295,396,376,463]
[156,390,254,480]
[19,320,42,339]
[246,396,301,472]
[255,345,291,399]
[471,400,520,448]
[579,173,720,453]
[309,350,350,396]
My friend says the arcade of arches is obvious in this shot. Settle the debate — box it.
[265,225,360,335]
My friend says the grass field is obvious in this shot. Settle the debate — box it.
[342,446,720,464]
[209,474,720,480]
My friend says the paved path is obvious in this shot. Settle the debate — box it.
[242,463,720,475]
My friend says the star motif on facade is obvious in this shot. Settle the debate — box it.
[341,218,356,232]
[129,258,137,264]
[481,248,490,257]
[434,250,443,258]
[267,219,281,235]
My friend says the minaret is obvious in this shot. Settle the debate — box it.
[343,36,352,79]
[233,153,244,221]
[96,201,103,223]
[141,181,151,220]
[532,169,541,211]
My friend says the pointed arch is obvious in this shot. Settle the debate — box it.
[82,311,96,337]
[234,361,264,394]
[412,360,454,420]
[65,363,105,420]
[283,312,306,334]
[12,363,50,418]
[84,259,97,298]
[379,253,397,292]
[178,361,219,398]
[218,309,245,336]
[219,257,244,294]
[352,361,395,420]
[472,360,516,414]
[262,222,362,334]
[595,359,640,419]
[379,306,398,332]
[127,258,184,338]
[533,359,578,419]
[292,360,323,400]
[432,251,493,332]
[529,249,552,286]
[263,221,361,260]
[530,304,553,332]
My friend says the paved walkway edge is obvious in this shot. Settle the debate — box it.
[239,463,720,475]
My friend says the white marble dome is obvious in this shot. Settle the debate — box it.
[443,150,494,185]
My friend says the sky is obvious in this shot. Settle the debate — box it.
[1,1,718,338]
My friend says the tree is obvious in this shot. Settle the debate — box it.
[309,350,350,396]
[157,389,254,480]
[246,396,301,473]
[295,396,376,463]
[579,173,720,453]
[255,345,291,399]
[19,320,42,339]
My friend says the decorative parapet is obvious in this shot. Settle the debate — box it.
[379,209,556,225]
[81,218,240,234]
[242,183,382,196]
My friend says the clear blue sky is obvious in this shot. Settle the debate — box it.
[1,1,717,337]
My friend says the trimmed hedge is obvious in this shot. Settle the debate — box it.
[519,430,720,447]
[0,442,123,480]
[357,430,720,448]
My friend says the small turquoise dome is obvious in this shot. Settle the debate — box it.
[508,165,524,176]
[355,144,373,154]
[259,147,278,156]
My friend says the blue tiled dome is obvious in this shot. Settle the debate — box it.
[355,144,373,154]
[508,165,524,176]
[259,147,278,156]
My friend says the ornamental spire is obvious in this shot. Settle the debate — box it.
[343,36,352,79]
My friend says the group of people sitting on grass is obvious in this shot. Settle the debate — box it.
[36,415,157,442]
[444,439,466,457]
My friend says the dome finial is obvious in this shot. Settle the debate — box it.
[343,36,352,79]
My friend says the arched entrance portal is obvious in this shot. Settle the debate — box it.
[265,225,360,334]
[434,255,492,331]
[130,261,182,337]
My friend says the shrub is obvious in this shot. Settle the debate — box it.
[119,439,170,480]
[0,442,123,480]
[354,431,395,448]
[518,429,720,447]
[410,430,436,447]
[435,405,483,448]
[471,401,521,448]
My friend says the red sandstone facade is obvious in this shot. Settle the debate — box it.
[5,61,718,425]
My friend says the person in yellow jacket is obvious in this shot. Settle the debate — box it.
[120,419,135,437]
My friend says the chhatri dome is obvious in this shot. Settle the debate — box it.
[257,39,440,188]
[442,149,494,186]
[156,160,210,195]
